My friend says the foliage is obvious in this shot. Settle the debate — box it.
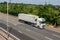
[0,2,60,26]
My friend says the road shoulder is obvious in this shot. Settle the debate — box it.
[46,25,60,33]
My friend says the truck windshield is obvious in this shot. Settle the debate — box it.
[40,21,45,24]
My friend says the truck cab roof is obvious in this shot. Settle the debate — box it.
[38,18,45,22]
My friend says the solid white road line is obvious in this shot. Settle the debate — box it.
[45,36,53,40]
[18,31,23,34]
[52,34,60,38]
[26,29,31,31]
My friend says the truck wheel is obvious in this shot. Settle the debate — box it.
[18,19,24,23]
[34,25,38,28]
[38,26,44,29]
[31,24,34,27]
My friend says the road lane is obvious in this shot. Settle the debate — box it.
[0,23,49,40]
[0,19,50,40]
[45,36,53,40]
[0,23,34,40]
[0,20,60,40]
[15,23,60,40]
[0,13,60,40]
[52,34,60,38]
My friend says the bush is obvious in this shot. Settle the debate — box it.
[9,10,19,16]
[57,18,60,26]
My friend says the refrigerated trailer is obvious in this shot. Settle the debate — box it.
[18,13,46,29]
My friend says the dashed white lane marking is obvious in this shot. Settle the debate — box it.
[18,31,23,34]
[52,34,60,38]
[45,36,53,40]
[26,29,31,31]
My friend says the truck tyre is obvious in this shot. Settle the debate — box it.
[18,19,24,23]
[32,24,35,27]
[38,26,44,29]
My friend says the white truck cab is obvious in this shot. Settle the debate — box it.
[36,18,46,28]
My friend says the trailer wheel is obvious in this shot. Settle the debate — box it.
[18,19,24,23]
[38,26,44,29]
[31,24,35,27]
[34,24,38,28]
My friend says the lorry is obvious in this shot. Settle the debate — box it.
[18,13,46,29]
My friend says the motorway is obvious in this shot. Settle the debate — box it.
[0,13,60,40]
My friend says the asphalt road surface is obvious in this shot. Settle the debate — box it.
[0,13,60,40]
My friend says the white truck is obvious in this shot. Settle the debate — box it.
[18,13,46,29]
